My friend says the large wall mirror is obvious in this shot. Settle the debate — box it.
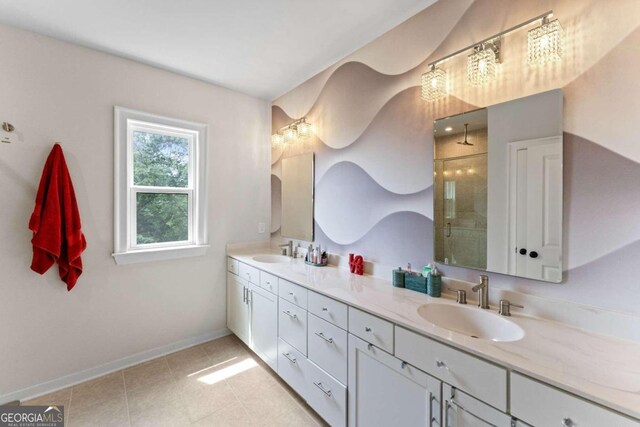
[434,90,563,283]
[281,152,314,241]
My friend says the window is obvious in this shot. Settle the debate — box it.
[113,107,208,264]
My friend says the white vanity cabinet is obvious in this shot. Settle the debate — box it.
[226,255,640,427]
[348,334,442,427]
[511,373,639,427]
[249,283,278,370]
[227,259,277,368]
[395,326,507,411]
[226,273,250,345]
[442,384,527,427]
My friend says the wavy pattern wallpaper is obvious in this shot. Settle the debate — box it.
[272,0,640,315]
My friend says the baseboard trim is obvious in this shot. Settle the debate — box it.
[1,328,231,405]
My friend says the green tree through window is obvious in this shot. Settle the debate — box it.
[133,131,190,244]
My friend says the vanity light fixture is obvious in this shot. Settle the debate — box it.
[528,15,564,65]
[421,64,448,102]
[297,119,313,139]
[467,41,500,86]
[271,133,284,147]
[271,117,314,148]
[419,11,561,101]
[283,126,298,145]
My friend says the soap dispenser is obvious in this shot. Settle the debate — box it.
[427,264,442,297]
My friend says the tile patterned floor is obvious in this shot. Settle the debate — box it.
[23,335,328,426]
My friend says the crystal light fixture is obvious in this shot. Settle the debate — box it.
[271,133,283,148]
[467,42,500,86]
[297,120,313,139]
[528,16,563,66]
[283,126,298,144]
[421,65,447,102]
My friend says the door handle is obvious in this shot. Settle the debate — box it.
[446,222,452,238]
[529,251,539,259]
[242,287,246,303]
[444,401,451,427]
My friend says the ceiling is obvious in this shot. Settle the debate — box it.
[0,0,437,99]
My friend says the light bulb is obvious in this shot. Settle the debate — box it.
[297,121,313,139]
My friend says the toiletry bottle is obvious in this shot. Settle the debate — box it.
[428,265,442,297]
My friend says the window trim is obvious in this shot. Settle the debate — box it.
[113,107,209,265]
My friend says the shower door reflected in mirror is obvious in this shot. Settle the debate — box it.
[434,109,488,270]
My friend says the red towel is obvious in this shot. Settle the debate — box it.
[29,144,87,290]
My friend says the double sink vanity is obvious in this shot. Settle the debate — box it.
[226,249,640,427]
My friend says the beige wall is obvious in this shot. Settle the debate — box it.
[0,24,271,400]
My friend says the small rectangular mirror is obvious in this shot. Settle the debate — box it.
[434,90,563,283]
[281,152,314,241]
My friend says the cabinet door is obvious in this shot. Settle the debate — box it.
[227,274,250,346]
[348,334,441,427]
[249,283,278,371]
[442,384,513,427]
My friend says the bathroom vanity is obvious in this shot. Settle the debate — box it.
[226,250,640,427]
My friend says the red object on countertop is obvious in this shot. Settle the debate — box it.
[29,144,87,291]
[349,254,364,275]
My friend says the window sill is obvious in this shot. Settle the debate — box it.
[113,245,209,265]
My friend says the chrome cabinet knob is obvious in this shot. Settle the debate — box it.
[365,327,372,332]
[562,418,574,427]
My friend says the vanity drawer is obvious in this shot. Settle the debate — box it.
[307,314,348,384]
[227,257,239,275]
[279,279,308,309]
[308,291,348,330]
[277,338,308,400]
[348,307,394,353]
[511,373,639,427]
[395,326,507,411]
[239,262,259,284]
[279,298,308,355]
[259,271,279,294]
[306,360,347,427]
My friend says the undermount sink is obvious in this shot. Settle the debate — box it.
[417,303,525,342]
[251,254,291,264]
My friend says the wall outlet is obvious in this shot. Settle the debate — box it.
[258,222,266,234]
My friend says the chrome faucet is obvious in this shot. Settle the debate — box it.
[279,240,293,257]
[471,275,490,309]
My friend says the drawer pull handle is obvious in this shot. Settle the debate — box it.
[282,352,297,364]
[322,307,328,311]
[282,310,297,319]
[314,332,334,343]
[401,361,407,369]
[562,418,574,427]
[265,281,270,284]
[436,360,448,370]
[365,327,372,332]
[242,287,247,303]
[313,381,332,397]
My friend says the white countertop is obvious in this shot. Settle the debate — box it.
[228,249,640,420]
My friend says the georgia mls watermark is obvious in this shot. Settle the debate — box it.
[0,406,64,427]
